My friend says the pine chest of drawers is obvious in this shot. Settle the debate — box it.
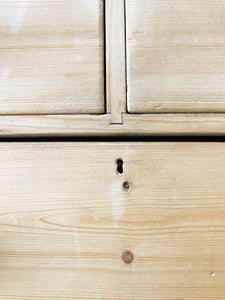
[1,0,225,299]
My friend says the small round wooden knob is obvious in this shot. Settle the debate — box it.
[122,251,134,264]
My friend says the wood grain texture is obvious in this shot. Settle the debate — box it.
[126,0,225,113]
[1,142,225,299]
[106,0,126,123]
[0,0,104,114]
[1,114,225,136]
[0,114,112,136]
[123,113,225,135]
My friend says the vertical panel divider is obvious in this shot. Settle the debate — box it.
[105,0,127,124]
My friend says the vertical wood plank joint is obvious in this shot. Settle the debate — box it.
[106,0,127,124]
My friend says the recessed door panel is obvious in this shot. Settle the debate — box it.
[0,0,104,114]
[126,0,225,113]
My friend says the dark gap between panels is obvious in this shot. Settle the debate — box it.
[0,135,225,142]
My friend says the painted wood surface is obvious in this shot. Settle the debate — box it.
[126,0,225,113]
[1,142,225,299]
[0,0,104,114]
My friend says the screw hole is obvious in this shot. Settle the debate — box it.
[116,159,124,175]
[122,181,131,192]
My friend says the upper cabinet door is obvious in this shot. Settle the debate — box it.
[126,0,225,113]
[0,0,104,114]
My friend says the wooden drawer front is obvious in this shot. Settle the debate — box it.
[126,0,225,113]
[0,0,104,114]
[1,142,225,299]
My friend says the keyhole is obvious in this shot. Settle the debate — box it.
[116,159,124,175]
